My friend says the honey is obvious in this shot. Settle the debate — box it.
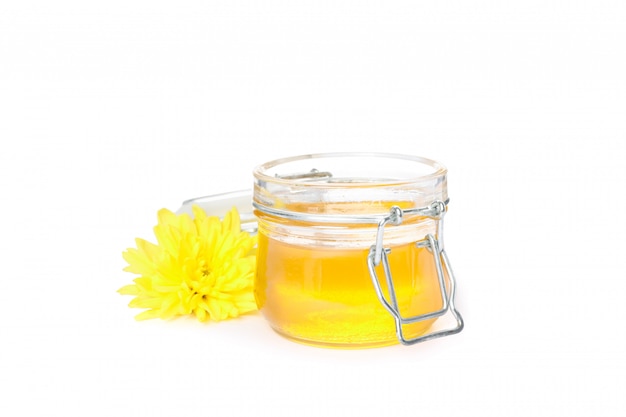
[255,230,444,348]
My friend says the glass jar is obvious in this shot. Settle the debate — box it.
[253,153,463,348]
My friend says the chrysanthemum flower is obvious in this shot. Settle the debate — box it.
[118,206,257,322]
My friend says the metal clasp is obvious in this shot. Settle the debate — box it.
[367,202,464,345]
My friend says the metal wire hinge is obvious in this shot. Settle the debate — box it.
[367,201,464,346]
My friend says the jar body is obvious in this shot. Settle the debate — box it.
[255,217,444,348]
[253,153,449,348]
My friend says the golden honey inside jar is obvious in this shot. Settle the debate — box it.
[253,153,461,348]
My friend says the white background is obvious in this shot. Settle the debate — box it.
[1,1,625,416]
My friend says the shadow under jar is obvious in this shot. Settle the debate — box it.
[253,153,463,348]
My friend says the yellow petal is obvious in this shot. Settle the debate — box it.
[122,247,157,276]
[192,205,207,223]
[159,293,181,319]
[194,307,208,322]
[129,296,162,309]
[117,284,139,295]
[207,298,225,321]
[222,207,241,234]
[133,277,154,291]
[156,208,177,227]
[135,309,160,321]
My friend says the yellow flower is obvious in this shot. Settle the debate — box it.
[118,206,257,322]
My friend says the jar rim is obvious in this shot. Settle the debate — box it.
[253,152,447,188]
